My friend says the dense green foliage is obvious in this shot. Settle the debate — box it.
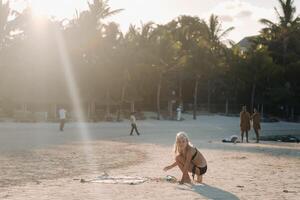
[0,0,299,120]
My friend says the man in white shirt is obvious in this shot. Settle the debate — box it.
[59,107,66,131]
[177,106,182,121]
[130,112,140,136]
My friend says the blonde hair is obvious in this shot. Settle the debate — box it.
[173,132,192,154]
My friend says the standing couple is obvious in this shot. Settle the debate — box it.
[240,106,261,143]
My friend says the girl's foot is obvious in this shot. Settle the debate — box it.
[196,175,202,183]
[179,176,191,184]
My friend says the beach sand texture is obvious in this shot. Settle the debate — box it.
[0,114,299,199]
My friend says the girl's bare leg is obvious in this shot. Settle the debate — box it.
[175,155,191,183]
[191,167,203,183]
[196,175,203,183]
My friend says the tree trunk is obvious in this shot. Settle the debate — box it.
[179,72,183,107]
[193,77,199,120]
[250,82,256,113]
[22,103,27,113]
[283,37,288,66]
[91,101,96,121]
[117,84,126,121]
[225,98,229,115]
[87,103,91,119]
[168,100,175,120]
[54,104,57,120]
[291,107,294,121]
[131,101,135,113]
[106,89,111,120]
[207,80,211,113]
[156,73,162,120]
[170,100,174,120]
[88,101,96,121]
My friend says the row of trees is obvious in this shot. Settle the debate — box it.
[0,0,299,120]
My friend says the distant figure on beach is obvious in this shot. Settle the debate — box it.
[251,108,261,143]
[130,112,140,136]
[240,106,251,143]
[59,107,66,131]
[163,132,207,184]
[176,106,182,121]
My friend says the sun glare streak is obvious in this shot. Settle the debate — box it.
[54,28,99,174]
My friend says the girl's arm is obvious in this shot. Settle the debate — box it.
[163,162,177,171]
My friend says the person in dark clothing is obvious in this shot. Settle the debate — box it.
[251,108,261,143]
[240,106,251,143]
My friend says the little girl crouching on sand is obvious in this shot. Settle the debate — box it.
[163,132,207,184]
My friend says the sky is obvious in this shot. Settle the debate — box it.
[8,0,300,43]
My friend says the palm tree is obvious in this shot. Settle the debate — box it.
[151,24,180,120]
[260,0,300,64]
[205,15,234,49]
[87,0,123,30]
[259,0,300,119]
[203,14,234,113]
[188,39,211,120]
[0,0,13,112]
[168,16,206,120]
[0,0,13,50]
[118,23,155,118]
[65,1,123,120]
[101,22,123,120]
[260,0,299,31]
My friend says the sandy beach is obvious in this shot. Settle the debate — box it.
[0,114,299,199]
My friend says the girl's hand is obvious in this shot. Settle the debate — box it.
[163,166,170,171]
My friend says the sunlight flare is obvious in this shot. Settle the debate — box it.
[54,27,99,174]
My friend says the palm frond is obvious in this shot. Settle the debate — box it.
[218,26,234,39]
[259,18,277,27]
[101,8,124,18]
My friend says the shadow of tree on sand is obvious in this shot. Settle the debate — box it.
[177,183,240,200]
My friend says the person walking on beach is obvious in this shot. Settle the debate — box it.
[59,107,67,131]
[240,106,251,143]
[130,112,140,136]
[251,108,261,143]
[163,132,207,184]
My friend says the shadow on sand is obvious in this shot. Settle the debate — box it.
[177,183,240,200]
